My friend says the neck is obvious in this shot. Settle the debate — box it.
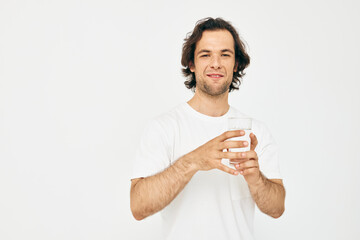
[187,89,230,117]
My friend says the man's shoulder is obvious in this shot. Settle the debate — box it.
[147,103,186,129]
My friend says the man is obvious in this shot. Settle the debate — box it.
[130,17,285,240]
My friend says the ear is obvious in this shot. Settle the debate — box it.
[189,61,195,72]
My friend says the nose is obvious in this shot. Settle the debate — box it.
[209,55,221,69]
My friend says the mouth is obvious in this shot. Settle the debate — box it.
[206,73,224,79]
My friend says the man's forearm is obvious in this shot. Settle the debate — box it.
[130,155,197,220]
[249,172,285,218]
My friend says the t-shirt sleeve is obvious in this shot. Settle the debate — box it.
[131,119,172,180]
[254,122,282,179]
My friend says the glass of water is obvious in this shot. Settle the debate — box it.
[227,117,252,164]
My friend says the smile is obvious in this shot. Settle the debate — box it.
[206,74,224,78]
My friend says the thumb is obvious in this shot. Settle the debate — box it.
[250,133,258,150]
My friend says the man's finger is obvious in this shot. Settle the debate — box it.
[239,150,258,160]
[238,167,259,176]
[221,151,247,159]
[234,160,259,170]
[217,130,245,142]
[220,140,249,150]
[229,158,247,165]
[250,133,258,150]
[217,163,239,176]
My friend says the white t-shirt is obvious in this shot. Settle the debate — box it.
[132,103,281,240]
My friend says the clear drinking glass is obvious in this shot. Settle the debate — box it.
[227,117,252,164]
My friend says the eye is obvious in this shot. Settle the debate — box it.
[200,54,209,58]
[222,54,230,57]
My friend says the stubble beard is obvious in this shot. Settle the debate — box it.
[198,78,232,97]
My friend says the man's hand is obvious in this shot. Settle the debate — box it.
[185,130,250,176]
[230,132,286,218]
[231,133,262,186]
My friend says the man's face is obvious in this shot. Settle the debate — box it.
[190,30,237,97]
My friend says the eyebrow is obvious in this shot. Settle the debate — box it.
[197,49,234,56]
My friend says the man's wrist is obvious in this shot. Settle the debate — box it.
[249,171,267,189]
[174,154,198,177]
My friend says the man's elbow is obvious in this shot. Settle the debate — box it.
[130,178,147,221]
[130,201,146,221]
[270,207,285,219]
[132,210,145,221]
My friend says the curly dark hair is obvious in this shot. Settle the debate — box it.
[181,17,250,92]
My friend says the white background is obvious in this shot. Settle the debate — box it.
[1,0,360,239]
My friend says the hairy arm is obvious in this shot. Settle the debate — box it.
[248,175,285,218]
[130,155,196,220]
[233,133,285,218]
